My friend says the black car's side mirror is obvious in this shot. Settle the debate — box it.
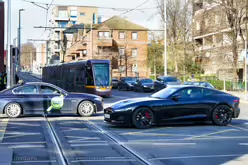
[171,94,180,100]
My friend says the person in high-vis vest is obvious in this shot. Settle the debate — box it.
[0,73,3,90]
[3,73,7,89]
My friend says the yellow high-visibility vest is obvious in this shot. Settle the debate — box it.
[4,76,6,84]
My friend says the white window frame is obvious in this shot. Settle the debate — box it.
[131,48,138,57]
[132,32,138,40]
[119,48,125,56]
[119,31,125,39]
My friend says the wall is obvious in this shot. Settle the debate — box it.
[0,2,4,73]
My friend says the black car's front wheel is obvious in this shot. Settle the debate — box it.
[212,105,232,126]
[78,101,95,117]
[5,103,22,118]
[132,107,154,129]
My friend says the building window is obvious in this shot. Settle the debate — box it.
[119,66,126,72]
[80,12,85,16]
[70,10,77,18]
[98,31,110,39]
[119,31,125,39]
[132,64,137,72]
[72,21,76,25]
[119,48,125,56]
[72,56,75,60]
[132,48,138,57]
[58,10,68,18]
[132,32,138,40]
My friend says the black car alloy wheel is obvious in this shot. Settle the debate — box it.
[212,105,232,126]
[132,107,154,129]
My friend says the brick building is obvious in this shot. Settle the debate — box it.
[192,0,247,80]
[63,16,150,78]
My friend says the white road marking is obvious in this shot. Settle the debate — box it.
[149,154,243,161]
[239,143,248,145]
[8,144,45,148]
[184,129,237,139]
[152,143,196,146]
[0,141,46,145]
[12,160,56,164]
[70,143,109,147]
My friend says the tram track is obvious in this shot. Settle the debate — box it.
[43,116,152,165]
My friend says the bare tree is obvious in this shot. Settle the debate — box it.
[156,0,193,76]
[211,0,247,78]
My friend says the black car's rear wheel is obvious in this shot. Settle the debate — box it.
[78,101,95,117]
[212,105,232,126]
[5,103,22,118]
[132,107,154,129]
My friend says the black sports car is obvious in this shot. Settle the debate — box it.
[104,85,240,129]
[0,82,103,118]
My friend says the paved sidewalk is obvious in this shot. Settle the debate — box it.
[30,73,42,79]
[224,91,248,102]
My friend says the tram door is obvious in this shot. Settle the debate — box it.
[66,68,76,92]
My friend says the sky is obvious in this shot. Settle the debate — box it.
[3,0,162,48]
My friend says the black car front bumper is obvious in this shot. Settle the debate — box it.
[104,108,133,126]
[233,108,240,118]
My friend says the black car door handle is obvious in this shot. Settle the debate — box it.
[43,96,48,98]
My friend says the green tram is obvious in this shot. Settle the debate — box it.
[42,60,112,97]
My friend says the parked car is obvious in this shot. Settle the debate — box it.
[0,82,103,118]
[112,78,119,89]
[134,78,155,92]
[117,77,137,91]
[183,81,215,89]
[104,85,240,129]
[154,76,181,92]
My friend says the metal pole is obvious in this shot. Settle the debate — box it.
[90,23,93,59]
[164,0,167,76]
[18,9,24,72]
[245,26,247,100]
[6,0,11,88]
[245,1,248,100]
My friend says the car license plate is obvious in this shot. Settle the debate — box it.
[151,86,154,89]
[104,114,110,118]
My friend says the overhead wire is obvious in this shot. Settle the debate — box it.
[119,0,149,16]
[21,0,158,11]
[29,0,54,46]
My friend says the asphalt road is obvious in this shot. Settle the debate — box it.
[1,72,247,165]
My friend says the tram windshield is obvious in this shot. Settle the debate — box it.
[93,63,111,86]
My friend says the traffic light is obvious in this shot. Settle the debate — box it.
[12,47,19,58]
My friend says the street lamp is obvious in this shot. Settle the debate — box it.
[18,9,25,71]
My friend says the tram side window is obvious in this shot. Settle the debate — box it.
[86,67,94,85]
[76,68,84,85]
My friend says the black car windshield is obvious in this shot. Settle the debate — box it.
[93,63,110,86]
[164,77,179,82]
[141,79,153,83]
[151,87,179,99]
[125,77,136,82]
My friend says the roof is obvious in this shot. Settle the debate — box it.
[64,24,84,34]
[93,16,148,31]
